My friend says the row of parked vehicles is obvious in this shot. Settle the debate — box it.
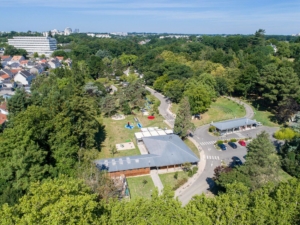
[218,140,247,151]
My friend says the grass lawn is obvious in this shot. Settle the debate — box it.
[127,175,156,200]
[184,139,200,158]
[278,169,293,182]
[159,171,189,190]
[97,113,170,159]
[193,97,246,127]
[170,103,179,114]
[252,109,279,127]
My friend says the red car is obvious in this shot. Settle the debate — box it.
[238,140,246,146]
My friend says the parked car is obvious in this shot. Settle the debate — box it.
[238,140,246,146]
[228,142,237,149]
[232,156,243,166]
[218,143,227,151]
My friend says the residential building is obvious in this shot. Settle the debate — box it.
[8,36,57,56]
[14,70,35,85]
[95,134,199,177]
[96,34,111,38]
[0,113,7,125]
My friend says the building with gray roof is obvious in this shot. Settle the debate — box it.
[211,117,258,135]
[95,134,199,177]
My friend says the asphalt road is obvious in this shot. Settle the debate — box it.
[146,86,279,205]
[146,86,175,127]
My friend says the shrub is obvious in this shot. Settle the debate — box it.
[216,140,223,144]
[274,128,296,140]
[188,167,198,177]
[223,140,228,143]
[174,172,178,180]
[173,178,188,190]
[230,138,237,142]
[209,126,216,132]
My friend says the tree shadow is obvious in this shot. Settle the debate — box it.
[206,177,218,194]
[95,124,107,151]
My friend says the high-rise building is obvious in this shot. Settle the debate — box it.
[64,27,72,36]
[73,29,79,33]
[8,36,57,56]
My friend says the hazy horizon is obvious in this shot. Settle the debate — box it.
[2,0,300,35]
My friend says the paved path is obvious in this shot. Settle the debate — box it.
[150,170,164,194]
[146,88,280,205]
[227,96,254,119]
[145,86,175,128]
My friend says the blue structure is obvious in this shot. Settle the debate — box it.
[125,124,134,129]
[137,123,142,128]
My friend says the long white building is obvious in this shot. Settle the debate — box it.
[8,36,57,56]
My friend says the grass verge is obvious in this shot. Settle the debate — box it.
[127,175,156,200]
[184,139,200,158]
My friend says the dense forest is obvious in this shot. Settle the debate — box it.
[1,29,300,224]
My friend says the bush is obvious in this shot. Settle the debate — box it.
[174,172,178,180]
[230,138,237,142]
[173,178,188,190]
[274,128,296,140]
[216,140,223,144]
[209,126,216,132]
[188,167,198,177]
[223,140,228,143]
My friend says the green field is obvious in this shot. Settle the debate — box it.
[127,176,156,200]
[184,139,200,158]
[170,103,179,114]
[98,114,170,159]
[159,171,189,190]
[193,97,246,127]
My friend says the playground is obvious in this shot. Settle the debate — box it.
[116,142,135,151]
[98,114,169,159]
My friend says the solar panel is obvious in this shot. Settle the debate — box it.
[119,158,123,164]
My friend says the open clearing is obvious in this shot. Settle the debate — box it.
[192,97,246,127]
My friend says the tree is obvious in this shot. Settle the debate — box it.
[163,79,185,103]
[236,64,259,98]
[174,97,195,138]
[33,52,39,58]
[153,74,168,92]
[110,145,118,157]
[259,64,300,106]
[142,179,148,187]
[243,131,281,189]
[7,88,30,118]
[280,137,300,178]
[95,49,111,59]
[0,177,101,224]
[119,54,138,66]
[184,82,212,114]
[101,95,117,116]
[88,56,104,79]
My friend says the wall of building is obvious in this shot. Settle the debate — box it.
[109,167,150,178]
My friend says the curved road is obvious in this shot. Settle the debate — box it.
[146,87,278,205]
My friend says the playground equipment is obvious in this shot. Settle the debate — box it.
[125,122,134,129]
[134,117,143,128]
[148,116,155,120]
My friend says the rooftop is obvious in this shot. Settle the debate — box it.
[95,134,199,172]
[212,117,257,131]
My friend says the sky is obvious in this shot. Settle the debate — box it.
[2,0,300,34]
